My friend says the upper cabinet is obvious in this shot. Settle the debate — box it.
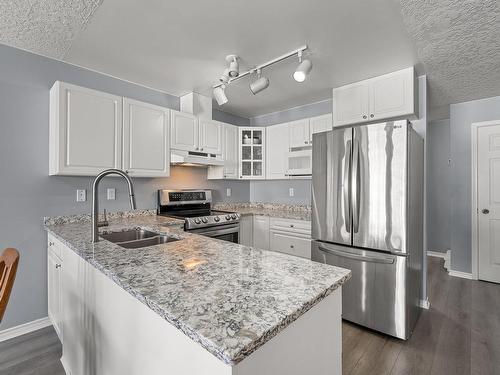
[332,67,417,127]
[289,119,311,148]
[170,111,222,154]
[49,81,123,176]
[266,123,290,180]
[239,127,265,179]
[49,81,171,177]
[222,124,238,179]
[310,114,333,138]
[122,98,170,177]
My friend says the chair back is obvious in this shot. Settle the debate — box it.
[0,248,20,322]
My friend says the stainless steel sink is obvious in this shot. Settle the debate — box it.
[100,229,180,249]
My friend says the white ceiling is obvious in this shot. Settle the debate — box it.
[1,0,499,119]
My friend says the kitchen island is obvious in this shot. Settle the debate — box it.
[44,211,350,375]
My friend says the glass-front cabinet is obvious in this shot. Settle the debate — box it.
[239,127,266,179]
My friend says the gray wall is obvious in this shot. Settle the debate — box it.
[247,100,334,205]
[0,44,249,330]
[449,95,500,273]
[213,109,250,126]
[427,119,450,253]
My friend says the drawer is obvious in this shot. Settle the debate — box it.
[48,234,64,260]
[270,230,311,259]
[270,218,311,235]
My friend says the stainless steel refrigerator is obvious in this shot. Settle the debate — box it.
[311,120,423,339]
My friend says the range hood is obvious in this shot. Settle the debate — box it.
[171,150,224,166]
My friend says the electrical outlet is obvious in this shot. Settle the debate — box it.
[76,189,86,202]
[289,188,294,197]
[226,188,232,197]
[107,188,116,200]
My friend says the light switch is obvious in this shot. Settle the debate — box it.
[107,188,116,200]
[226,188,232,197]
[76,189,86,202]
[289,188,294,197]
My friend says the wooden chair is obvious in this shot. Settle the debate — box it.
[0,248,20,323]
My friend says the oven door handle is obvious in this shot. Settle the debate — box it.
[196,227,239,237]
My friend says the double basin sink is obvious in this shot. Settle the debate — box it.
[101,229,180,249]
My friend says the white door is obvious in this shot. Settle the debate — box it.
[369,67,414,122]
[289,119,311,148]
[477,122,500,283]
[223,124,238,179]
[266,123,289,179]
[50,82,122,175]
[332,82,370,127]
[309,114,333,141]
[170,110,198,151]
[199,119,222,154]
[253,216,270,250]
[123,98,170,177]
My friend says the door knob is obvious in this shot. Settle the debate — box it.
[482,209,490,214]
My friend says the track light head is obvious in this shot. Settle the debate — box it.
[213,85,228,105]
[226,55,239,78]
[293,51,312,82]
[249,69,270,95]
[219,68,230,84]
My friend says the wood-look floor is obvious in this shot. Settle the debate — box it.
[0,257,498,375]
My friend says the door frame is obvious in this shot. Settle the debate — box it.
[471,120,500,280]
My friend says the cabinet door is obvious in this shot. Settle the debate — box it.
[270,231,311,259]
[369,67,415,121]
[239,215,253,246]
[332,83,370,127]
[289,119,311,148]
[199,119,222,154]
[239,128,266,179]
[253,215,270,250]
[49,81,122,176]
[310,114,333,140]
[223,124,239,179]
[48,249,62,338]
[123,98,170,177]
[266,123,290,179]
[170,110,198,151]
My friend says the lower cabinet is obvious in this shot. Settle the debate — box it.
[253,216,270,250]
[270,231,311,259]
[239,216,253,246]
[47,237,63,339]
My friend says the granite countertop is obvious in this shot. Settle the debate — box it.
[44,211,350,365]
[214,202,312,221]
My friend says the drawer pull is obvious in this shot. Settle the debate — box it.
[55,264,61,269]
[49,242,54,246]
[290,224,294,228]
[290,245,294,248]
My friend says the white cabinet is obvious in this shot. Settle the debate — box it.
[123,98,170,177]
[310,114,333,138]
[269,218,311,259]
[239,215,253,246]
[47,237,63,339]
[223,124,239,179]
[170,110,198,152]
[332,66,417,127]
[49,81,123,176]
[239,127,266,179]
[253,216,270,250]
[266,123,290,179]
[199,119,222,154]
[289,119,311,148]
[171,111,222,154]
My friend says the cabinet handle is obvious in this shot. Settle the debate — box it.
[201,148,204,151]
[363,115,367,119]
[49,241,54,246]
[55,264,61,269]
[304,141,308,144]
[290,224,294,228]
[370,114,374,118]
[195,147,199,151]
[290,245,294,249]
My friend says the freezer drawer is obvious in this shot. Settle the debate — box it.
[312,241,409,339]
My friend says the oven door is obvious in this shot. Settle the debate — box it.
[188,223,240,243]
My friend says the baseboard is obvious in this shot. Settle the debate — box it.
[448,269,474,280]
[419,298,430,309]
[0,317,52,342]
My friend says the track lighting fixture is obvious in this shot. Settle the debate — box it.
[213,85,228,105]
[293,50,312,83]
[219,68,230,85]
[227,55,239,78]
[249,69,269,95]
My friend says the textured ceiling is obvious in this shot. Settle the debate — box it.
[399,0,500,109]
[0,0,103,59]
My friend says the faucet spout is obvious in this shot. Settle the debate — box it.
[91,169,136,243]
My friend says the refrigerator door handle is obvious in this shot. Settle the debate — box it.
[318,244,395,264]
[343,140,352,233]
[352,138,361,233]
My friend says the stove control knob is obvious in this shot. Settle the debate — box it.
[202,217,208,223]
[225,215,231,220]
[214,216,220,222]
[231,214,237,219]
[194,218,201,225]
